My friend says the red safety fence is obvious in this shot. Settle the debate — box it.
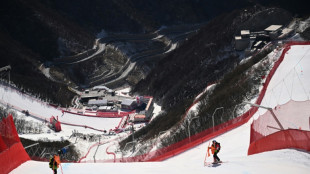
[98,41,310,162]
[248,129,310,155]
[250,100,310,144]
[96,111,135,118]
[78,142,100,163]
[106,145,116,163]
[0,114,30,173]
[62,109,135,118]
[248,41,310,155]
[248,100,310,155]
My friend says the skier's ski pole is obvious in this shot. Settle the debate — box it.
[60,163,64,174]
[204,142,211,166]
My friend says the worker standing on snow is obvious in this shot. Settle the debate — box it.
[49,153,60,174]
[208,140,221,163]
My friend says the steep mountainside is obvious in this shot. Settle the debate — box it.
[133,7,292,110]
[0,0,254,106]
[0,30,75,106]
[0,0,94,60]
[0,0,94,105]
[45,0,309,34]
[0,0,308,106]
[128,7,295,147]
[43,0,253,33]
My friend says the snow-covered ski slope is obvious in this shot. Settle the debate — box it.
[0,84,121,132]
[10,44,310,173]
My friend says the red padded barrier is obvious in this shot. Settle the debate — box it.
[248,129,310,155]
[0,142,30,174]
[0,114,30,173]
[0,116,20,148]
[0,136,7,152]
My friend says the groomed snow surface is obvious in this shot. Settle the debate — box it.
[0,85,122,132]
[9,45,310,173]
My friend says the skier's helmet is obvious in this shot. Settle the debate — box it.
[212,140,216,143]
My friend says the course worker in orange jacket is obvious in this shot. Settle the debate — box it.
[49,154,60,174]
[208,140,221,163]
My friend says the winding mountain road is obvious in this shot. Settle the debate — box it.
[51,25,201,87]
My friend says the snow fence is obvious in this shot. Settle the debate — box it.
[0,114,30,173]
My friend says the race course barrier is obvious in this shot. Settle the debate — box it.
[248,41,310,155]
[0,114,30,173]
[248,129,310,155]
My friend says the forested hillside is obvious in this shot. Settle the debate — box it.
[129,7,293,146]
[0,0,308,106]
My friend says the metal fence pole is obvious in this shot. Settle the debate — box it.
[188,116,199,142]
[212,107,224,132]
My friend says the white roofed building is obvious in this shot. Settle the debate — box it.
[241,30,250,37]
[92,85,110,91]
[264,25,283,40]
[264,25,282,32]
[87,99,108,106]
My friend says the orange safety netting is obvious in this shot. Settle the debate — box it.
[0,114,30,173]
